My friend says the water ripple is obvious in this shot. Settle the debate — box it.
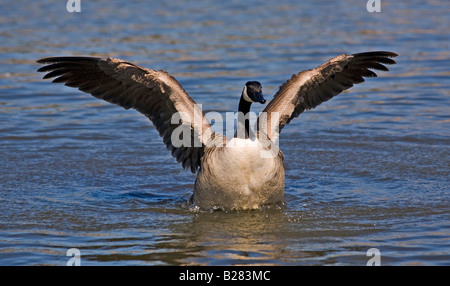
[0,0,449,265]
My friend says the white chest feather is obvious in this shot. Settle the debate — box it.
[193,138,284,210]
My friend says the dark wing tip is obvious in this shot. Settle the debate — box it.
[352,51,398,65]
[37,56,102,64]
[37,57,104,81]
[348,51,398,74]
[351,51,398,58]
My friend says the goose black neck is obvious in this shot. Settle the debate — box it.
[238,95,252,114]
[237,95,253,139]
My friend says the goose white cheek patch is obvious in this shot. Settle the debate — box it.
[242,85,253,103]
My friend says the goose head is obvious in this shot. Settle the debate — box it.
[242,81,266,104]
[237,81,266,139]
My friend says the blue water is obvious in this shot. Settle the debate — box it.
[0,0,449,265]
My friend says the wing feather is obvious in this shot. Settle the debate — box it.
[37,56,213,173]
[259,51,397,141]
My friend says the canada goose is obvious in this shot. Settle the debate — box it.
[37,51,397,210]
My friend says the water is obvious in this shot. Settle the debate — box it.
[0,0,449,265]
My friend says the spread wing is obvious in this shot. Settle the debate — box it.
[258,51,397,141]
[37,56,213,173]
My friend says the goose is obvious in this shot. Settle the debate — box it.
[37,51,397,210]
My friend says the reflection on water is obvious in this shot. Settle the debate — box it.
[178,208,287,265]
[0,0,449,265]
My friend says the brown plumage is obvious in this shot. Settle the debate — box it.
[258,51,397,141]
[37,51,397,210]
[37,56,212,173]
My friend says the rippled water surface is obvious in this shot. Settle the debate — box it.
[0,0,449,265]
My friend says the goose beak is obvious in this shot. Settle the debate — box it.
[255,92,266,104]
